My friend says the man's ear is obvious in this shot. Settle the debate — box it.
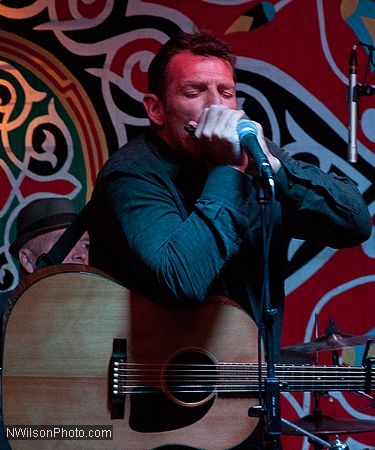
[18,248,36,274]
[143,93,165,126]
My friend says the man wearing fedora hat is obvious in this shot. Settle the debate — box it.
[9,197,89,275]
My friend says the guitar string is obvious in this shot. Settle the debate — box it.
[113,363,371,375]
[113,363,370,375]
[110,363,373,394]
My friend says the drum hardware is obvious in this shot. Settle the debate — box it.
[283,332,375,353]
[281,417,350,449]
[353,390,375,412]
[282,411,375,435]
[281,385,374,449]
[281,318,375,449]
[330,436,349,450]
[284,333,375,353]
[283,317,375,354]
[281,400,375,450]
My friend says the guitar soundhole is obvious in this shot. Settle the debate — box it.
[164,350,217,406]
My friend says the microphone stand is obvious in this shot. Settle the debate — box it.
[249,170,351,450]
[347,42,375,163]
[347,45,358,163]
[248,166,282,449]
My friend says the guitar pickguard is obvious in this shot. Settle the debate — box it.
[129,388,215,432]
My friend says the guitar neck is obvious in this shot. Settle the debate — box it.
[218,363,373,393]
[114,362,372,396]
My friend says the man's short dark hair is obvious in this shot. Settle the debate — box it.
[148,30,237,101]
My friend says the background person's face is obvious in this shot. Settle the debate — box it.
[20,228,89,273]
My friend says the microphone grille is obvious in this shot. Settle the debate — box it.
[237,119,257,139]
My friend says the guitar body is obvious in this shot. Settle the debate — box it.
[2,266,260,450]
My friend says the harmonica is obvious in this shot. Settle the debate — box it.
[184,124,196,136]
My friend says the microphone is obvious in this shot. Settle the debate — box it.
[237,119,274,180]
[184,119,274,180]
[348,45,358,163]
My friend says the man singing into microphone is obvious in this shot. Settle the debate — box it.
[87,31,371,449]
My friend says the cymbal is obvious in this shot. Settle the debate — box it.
[282,413,375,435]
[283,333,375,353]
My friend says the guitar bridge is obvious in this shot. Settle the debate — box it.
[108,338,127,419]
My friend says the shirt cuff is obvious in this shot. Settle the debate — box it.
[200,165,254,214]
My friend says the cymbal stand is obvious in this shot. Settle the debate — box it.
[280,316,349,449]
[326,318,341,365]
[281,418,349,449]
[311,316,327,448]
[353,390,375,411]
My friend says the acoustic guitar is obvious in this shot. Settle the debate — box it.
[2,266,373,449]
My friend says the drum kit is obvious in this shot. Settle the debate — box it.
[280,320,375,449]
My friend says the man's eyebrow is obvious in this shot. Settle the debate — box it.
[180,80,205,88]
[180,80,235,89]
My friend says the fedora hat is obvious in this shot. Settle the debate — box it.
[10,197,78,258]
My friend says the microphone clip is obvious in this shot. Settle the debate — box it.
[356,83,375,98]
[254,164,275,203]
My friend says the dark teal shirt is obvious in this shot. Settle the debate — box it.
[88,131,371,353]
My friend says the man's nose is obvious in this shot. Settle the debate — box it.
[70,245,89,264]
[206,89,222,105]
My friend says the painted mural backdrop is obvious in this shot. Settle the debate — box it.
[0,1,374,449]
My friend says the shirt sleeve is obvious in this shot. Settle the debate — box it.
[104,165,257,304]
[269,141,371,248]
[99,140,371,305]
